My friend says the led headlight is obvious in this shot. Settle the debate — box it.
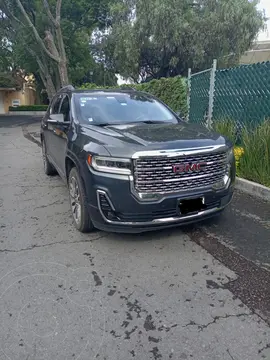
[91,156,131,175]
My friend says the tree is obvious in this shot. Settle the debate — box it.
[99,0,266,81]
[0,0,111,99]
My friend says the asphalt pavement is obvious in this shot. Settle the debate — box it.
[0,116,269,360]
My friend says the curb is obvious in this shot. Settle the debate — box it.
[235,177,270,202]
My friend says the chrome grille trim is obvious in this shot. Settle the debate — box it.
[133,146,228,194]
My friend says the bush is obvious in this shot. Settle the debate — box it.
[79,76,188,116]
[9,105,48,112]
[238,119,270,187]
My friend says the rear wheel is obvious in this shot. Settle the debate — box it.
[68,167,94,233]
[42,140,56,176]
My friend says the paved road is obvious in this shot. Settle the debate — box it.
[0,120,269,360]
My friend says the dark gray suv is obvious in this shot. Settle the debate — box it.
[41,86,235,233]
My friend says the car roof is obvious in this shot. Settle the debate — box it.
[57,86,149,96]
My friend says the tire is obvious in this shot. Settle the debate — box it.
[68,167,94,233]
[42,140,57,176]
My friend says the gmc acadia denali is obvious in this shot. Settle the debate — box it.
[41,86,235,233]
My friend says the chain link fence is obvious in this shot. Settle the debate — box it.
[188,61,270,129]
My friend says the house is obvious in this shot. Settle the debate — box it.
[240,40,270,65]
[0,73,36,114]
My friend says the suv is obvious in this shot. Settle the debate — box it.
[41,86,235,233]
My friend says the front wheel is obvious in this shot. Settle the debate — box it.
[68,167,94,233]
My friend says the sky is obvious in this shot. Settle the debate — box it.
[258,0,270,40]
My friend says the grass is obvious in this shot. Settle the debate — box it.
[238,120,270,187]
[212,118,270,188]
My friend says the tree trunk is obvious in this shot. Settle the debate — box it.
[58,59,69,87]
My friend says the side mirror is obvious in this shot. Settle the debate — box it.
[48,113,65,123]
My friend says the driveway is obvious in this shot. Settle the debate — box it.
[0,119,269,360]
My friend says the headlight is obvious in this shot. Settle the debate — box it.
[91,156,132,175]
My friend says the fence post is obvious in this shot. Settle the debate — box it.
[207,59,217,129]
[187,68,192,122]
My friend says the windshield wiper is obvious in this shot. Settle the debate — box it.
[94,122,122,127]
[93,120,174,127]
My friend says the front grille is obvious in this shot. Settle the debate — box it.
[133,151,227,193]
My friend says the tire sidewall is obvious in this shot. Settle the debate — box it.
[68,167,93,232]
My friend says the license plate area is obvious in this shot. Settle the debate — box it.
[178,197,206,215]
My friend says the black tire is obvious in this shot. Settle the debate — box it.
[68,167,94,233]
[42,140,57,176]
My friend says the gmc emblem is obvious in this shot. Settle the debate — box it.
[172,162,207,174]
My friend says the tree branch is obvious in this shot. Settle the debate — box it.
[14,0,60,62]
[43,0,57,27]
[55,0,62,24]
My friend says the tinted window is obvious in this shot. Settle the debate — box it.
[51,95,62,114]
[59,95,70,122]
[74,93,178,125]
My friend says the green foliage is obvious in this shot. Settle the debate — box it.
[238,120,270,187]
[79,76,188,115]
[213,118,270,187]
[0,73,18,88]
[136,77,188,115]
[100,0,265,80]
[1,0,112,96]
[9,105,48,111]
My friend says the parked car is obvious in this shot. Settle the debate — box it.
[40,86,235,233]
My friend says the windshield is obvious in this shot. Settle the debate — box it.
[73,92,178,125]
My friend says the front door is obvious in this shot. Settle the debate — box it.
[51,94,71,175]
[44,94,63,167]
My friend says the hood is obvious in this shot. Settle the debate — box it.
[81,122,230,158]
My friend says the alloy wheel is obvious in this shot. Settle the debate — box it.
[69,176,82,225]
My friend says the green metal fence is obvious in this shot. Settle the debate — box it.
[188,69,211,125]
[188,61,270,128]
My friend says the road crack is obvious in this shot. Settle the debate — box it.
[0,234,108,253]
[184,312,251,331]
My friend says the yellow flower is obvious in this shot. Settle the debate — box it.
[234,147,244,173]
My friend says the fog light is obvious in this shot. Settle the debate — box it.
[212,179,226,191]
[212,174,231,191]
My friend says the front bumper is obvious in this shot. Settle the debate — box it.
[83,167,235,233]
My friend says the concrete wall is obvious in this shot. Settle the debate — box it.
[240,41,270,65]
[1,87,36,113]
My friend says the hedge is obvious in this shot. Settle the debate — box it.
[9,105,48,111]
[79,76,188,116]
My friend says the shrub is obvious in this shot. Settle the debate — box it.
[79,76,188,116]
[9,105,48,111]
[238,119,270,187]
